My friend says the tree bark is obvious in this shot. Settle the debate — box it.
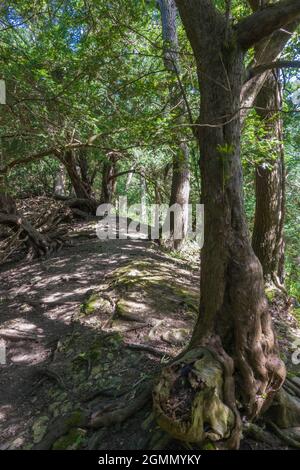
[100,154,117,204]
[159,0,190,249]
[152,0,300,448]
[61,150,92,200]
[59,150,98,214]
[53,164,67,197]
[252,72,285,283]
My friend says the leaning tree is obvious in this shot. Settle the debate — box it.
[153,0,300,449]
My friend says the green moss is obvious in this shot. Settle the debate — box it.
[202,442,216,450]
[292,307,300,324]
[116,300,127,316]
[80,294,99,315]
[52,428,86,450]
[65,410,85,428]
[32,416,49,443]
[265,286,276,302]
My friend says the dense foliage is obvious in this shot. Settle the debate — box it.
[0,0,299,298]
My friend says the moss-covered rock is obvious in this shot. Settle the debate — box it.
[161,328,189,346]
[80,293,112,316]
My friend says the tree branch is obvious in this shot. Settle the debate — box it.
[246,60,300,80]
[237,0,300,50]
[0,148,59,174]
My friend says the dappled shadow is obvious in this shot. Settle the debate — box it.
[0,221,199,450]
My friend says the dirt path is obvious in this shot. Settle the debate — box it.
[1,219,299,450]
[0,220,199,450]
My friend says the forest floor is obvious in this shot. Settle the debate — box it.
[0,207,300,450]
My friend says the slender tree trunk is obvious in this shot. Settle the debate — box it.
[100,155,117,204]
[159,0,190,249]
[54,164,67,197]
[140,172,147,223]
[252,72,285,284]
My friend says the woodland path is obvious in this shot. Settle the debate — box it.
[0,218,299,450]
[0,219,199,450]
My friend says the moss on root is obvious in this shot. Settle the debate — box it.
[52,428,86,450]
[153,348,235,446]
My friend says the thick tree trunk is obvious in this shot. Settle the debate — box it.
[153,1,288,449]
[159,0,190,249]
[62,150,92,200]
[78,149,93,197]
[190,43,285,421]
[252,73,285,284]
[60,150,97,214]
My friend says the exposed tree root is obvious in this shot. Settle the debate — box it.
[271,273,288,296]
[0,228,23,263]
[0,212,69,260]
[0,328,42,341]
[33,381,153,449]
[148,431,172,450]
[126,342,170,358]
[90,381,153,429]
[33,367,68,391]
[265,388,300,428]
[67,197,98,215]
[243,422,281,447]
[153,346,241,449]
[33,411,90,450]
[81,386,133,403]
[70,208,90,220]
[267,421,300,449]
[284,378,300,399]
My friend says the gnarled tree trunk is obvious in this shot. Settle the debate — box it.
[60,150,97,214]
[153,0,300,449]
[252,72,285,284]
[61,150,92,200]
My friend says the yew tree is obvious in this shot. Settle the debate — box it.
[153,0,300,449]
